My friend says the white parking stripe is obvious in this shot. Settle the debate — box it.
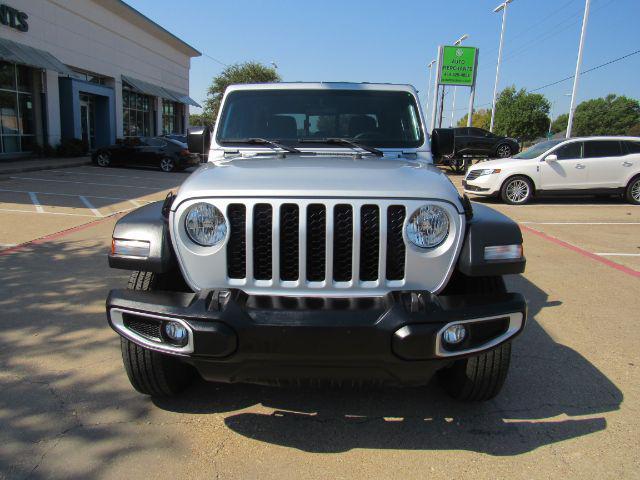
[129,199,142,208]
[79,196,103,217]
[0,207,95,217]
[9,176,160,190]
[28,192,44,213]
[595,253,640,257]
[520,222,640,225]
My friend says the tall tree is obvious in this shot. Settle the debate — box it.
[493,86,550,141]
[202,62,281,127]
[456,108,491,130]
[572,94,640,136]
[550,113,569,135]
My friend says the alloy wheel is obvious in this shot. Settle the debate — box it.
[160,158,175,172]
[506,179,530,203]
[497,144,511,158]
[96,153,110,167]
[632,179,640,202]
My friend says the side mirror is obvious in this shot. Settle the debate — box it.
[431,128,455,158]
[187,126,211,155]
[545,154,558,162]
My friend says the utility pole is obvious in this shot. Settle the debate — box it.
[450,34,469,127]
[426,60,436,127]
[566,0,591,138]
[489,0,513,132]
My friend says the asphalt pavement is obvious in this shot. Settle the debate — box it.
[0,165,638,479]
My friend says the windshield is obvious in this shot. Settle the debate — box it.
[216,89,424,149]
[513,139,563,159]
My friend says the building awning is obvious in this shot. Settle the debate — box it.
[122,75,200,107]
[0,37,73,75]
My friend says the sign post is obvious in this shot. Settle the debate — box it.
[430,45,478,131]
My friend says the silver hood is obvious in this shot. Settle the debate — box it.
[173,154,462,210]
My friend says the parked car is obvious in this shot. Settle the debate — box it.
[92,136,200,172]
[106,82,527,402]
[463,136,640,205]
[162,133,188,144]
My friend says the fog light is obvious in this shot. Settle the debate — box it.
[442,324,467,345]
[163,321,188,346]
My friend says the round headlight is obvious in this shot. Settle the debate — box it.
[184,203,227,246]
[406,204,450,249]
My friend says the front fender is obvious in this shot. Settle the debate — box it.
[108,201,176,273]
[457,203,526,276]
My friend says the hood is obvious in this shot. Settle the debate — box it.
[468,157,524,170]
[174,154,462,209]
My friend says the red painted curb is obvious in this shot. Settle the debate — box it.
[0,212,124,257]
[522,225,640,279]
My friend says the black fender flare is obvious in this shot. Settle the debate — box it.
[108,201,176,273]
[457,203,526,276]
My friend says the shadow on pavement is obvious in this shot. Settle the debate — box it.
[154,274,622,455]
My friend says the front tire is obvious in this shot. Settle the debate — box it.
[120,271,194,397]
[438,275,512,401]
[501,175,533,205]
[94,151,111,167]
[160,157,176,172]
[625,176,640,205]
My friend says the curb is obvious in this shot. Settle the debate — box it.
[0,158,92,177]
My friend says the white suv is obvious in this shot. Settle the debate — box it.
[463,136,640,205]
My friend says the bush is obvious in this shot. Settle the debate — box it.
[56,138,88,157]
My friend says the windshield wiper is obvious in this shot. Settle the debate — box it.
[243,138,301,154]
[299,138,384,157]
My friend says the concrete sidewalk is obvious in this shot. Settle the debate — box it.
[0,156,91,176]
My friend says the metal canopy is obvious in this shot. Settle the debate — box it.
[122,75,200,107]
[0,37,73,75]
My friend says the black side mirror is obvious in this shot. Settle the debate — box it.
[187,126,211,155]
[431,128,455,158]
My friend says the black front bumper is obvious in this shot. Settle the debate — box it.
[106,289,526,386]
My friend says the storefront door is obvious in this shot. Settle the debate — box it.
[79,94,95,149]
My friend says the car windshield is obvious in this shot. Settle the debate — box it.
[512,140,563,159]
[216,89,424,149]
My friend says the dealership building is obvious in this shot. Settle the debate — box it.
[0,0,201,158]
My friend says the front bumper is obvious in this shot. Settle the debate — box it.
[462,175,501,196]
[106,289,526,386]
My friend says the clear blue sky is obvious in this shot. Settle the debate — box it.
[129,0,640,124]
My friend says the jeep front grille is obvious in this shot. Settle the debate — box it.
[226,202,407,284]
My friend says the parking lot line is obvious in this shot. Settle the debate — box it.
[0,187,151,203]
[0,207,96,217]
[28,192,44,213]
[595,253,640,257]
[522,225,640,278]
[9,176,161,190]
[520,222,640,225]
[79,196,103,217]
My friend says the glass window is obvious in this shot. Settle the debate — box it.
[217,90,424,148]
[18,94,34,135]
[0,91,19,135]
[623,141,640,154]
[0,62,16,90]
[553,141,582,160]
[162,100,179,134]
[122,87,154,138]
[16,65,33,92]
[2,135,19,153]
[469,128,488,137]
[123,90,130,109]
[584,140,622,158]
[513,140,564,159]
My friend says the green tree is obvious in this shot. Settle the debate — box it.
[493,86,550,141]
[572,94,640,136]
[189,113,207,127]
[628,123,640,136]
[550,113,568,135]
[456,108,491,130]
[202,62,280,127]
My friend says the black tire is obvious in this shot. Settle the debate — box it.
[94,151,111,167]
[495,143,512,158]
[500,175,533,205]
[449,157,467,174]
[625,175,640,205]
[120,271,194,397]
[438,275,512,401]
[160,157,176,172]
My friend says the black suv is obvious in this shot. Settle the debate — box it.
[442,127,520,173]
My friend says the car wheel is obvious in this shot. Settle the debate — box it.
[160,157,176,172]
[496,144,512,158]
[449,157,467,174]
[95,152,111,167]
[438,276,512,401]
[120,271,195,397]
[625,176,640,205]
[501,175,533,205]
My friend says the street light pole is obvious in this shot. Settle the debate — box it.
[489,0,513,133]
[566,0,591,138]
[426,60,436,127]
[450,34,469,127]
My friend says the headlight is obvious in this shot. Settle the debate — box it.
[474,168,501,176]
[184,203,227,246]
[406,204,450,249]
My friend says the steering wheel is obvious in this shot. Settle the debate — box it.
[353,131,384,141]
